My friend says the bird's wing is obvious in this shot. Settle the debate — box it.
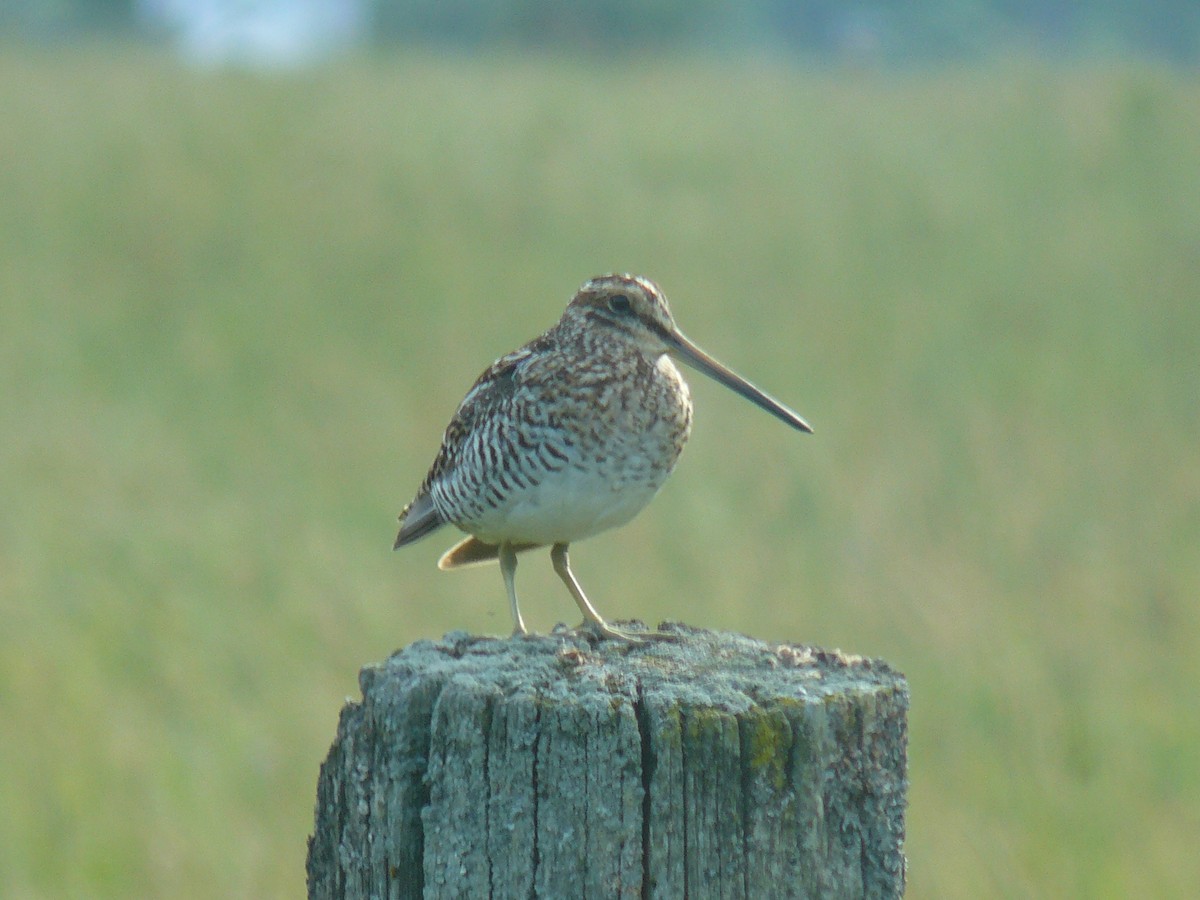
[394,343,544,549]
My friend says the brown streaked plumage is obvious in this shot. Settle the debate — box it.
[394,274,812,640]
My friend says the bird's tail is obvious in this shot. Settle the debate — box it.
[393,492,447,549]
[437,536,544,570]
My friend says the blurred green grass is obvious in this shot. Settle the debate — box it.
[1,46,1197,897]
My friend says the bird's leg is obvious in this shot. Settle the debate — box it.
[500,541,528,637]
[550,543,675,643]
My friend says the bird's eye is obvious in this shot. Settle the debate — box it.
[608,294,632,315]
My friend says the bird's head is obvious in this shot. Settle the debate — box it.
[561,274,813,434]
[564,273,679,356]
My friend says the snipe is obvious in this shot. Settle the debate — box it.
[394,274,812,641]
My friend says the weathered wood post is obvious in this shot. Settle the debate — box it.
[307,624,908,898]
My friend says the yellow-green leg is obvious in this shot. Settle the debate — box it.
[499,541,528,637]
[550,543,675,643]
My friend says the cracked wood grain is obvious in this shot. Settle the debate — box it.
[307,624,908,899]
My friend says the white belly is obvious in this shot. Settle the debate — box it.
[463,458,669,545]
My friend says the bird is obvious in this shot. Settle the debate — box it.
[393,274,812,641]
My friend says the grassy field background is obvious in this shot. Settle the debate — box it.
[1,46,1197,897]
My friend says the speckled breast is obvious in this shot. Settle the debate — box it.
[436,353,693,545]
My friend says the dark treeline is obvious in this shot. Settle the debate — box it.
[5,0,1199,64]
[374,0,1200,63]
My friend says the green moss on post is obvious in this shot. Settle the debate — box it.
[307,624,908,899]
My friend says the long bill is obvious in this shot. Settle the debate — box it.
[666,330,814,434]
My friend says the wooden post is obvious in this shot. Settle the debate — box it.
[307,624,908,898]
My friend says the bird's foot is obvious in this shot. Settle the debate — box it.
[574,619,680,644]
